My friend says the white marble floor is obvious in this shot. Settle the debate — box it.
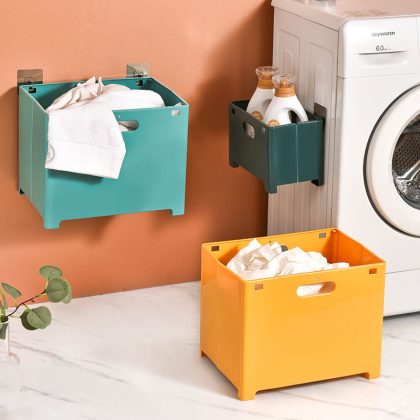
[9,282,420,420]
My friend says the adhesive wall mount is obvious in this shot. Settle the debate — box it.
[126,63,151,78]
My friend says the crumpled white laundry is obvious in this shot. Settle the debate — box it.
[47,76,109,111]
[45,76,165,179]
[227,239,349,296]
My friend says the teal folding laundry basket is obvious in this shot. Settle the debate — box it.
[19,77,189,228]
[229,100,324,193]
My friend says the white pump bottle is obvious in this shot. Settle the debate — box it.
[246,66,280,120]
[263,75,308,126]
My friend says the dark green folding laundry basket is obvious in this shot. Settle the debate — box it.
[229,100,324,193]
[19,77,189,228]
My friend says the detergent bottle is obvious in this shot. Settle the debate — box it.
[246,66,280,121]
[263,74,308,126]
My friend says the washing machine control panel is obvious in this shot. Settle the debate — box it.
[339,17,420,78]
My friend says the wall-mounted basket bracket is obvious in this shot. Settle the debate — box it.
[126,63,151,78]
[17,69,43,93]
[312,102,327,187]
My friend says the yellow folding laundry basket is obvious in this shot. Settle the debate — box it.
[200,228,385,400]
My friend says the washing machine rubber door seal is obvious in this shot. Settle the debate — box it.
[366,85,420,237]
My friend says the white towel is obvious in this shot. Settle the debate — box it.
[46,102,126,179]
[45,76,165,179]
[227,239,349,296]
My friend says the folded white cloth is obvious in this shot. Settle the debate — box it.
[46,102,126,178]
[45,76,165,179]
[227,239,349,296]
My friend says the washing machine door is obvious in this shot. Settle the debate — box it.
[366,85,420,236]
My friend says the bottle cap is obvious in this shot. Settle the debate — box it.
[256,66,280,89]
[272,74,296,97]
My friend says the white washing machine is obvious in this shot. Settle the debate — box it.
[269,0,420,315]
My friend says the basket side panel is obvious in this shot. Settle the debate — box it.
[296,120,322,182]
[31,105,47,217]
[218,264,242,388]
[269,124,298,189]
[242,263,385,393]
[229,101,269,185]
[19,89,34,197]
[44,105,188,223]
[201,246,220,362]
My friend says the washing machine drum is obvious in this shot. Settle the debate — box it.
[366,86,420,236]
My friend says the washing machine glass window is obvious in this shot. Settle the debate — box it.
[393,115,420,208]
[365,85,420,237]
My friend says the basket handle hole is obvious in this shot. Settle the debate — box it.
[369,268,377,275]
[171,109,181,117]
[211,245,220,252]
[297,281,335,297]
[242,122,255,139]
[117,119,139,132]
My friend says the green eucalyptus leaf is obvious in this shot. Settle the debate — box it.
[45,278,69,303]
[39,266,63,281]
[0,288,8,310]
[20,309,37,331]
[1,282,22,300]
[62,280,72,304]
[0,322,8,340]
[26,307,52,329]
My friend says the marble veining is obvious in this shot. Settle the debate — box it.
[7,282,420,420]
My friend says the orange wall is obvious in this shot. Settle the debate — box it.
[0,0,272,298]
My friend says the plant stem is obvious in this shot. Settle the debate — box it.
[7,292,45,317]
